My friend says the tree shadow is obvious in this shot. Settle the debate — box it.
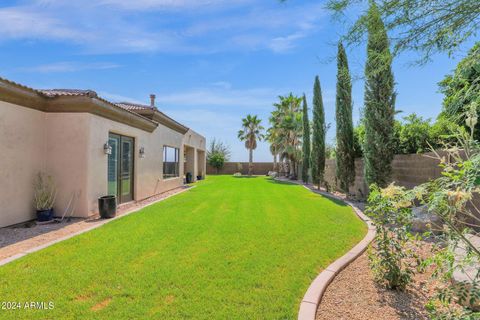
[266,178,298,186]
[233,176,259,179]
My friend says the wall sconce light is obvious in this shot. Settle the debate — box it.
[139,147,146,158]
[104,143,112,155]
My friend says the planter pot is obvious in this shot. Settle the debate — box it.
[98,195,117,219]
[37,208,54,222]
[186,172,192,184]
[197,175,202,181]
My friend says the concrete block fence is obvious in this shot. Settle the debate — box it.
[210,151,445,198]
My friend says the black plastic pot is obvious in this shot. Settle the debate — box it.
[186,172,192,184]
[197,175,202,181]
[37,208,54,222]
[98,195,117,219]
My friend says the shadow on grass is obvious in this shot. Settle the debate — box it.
[266,178,301,186]
[233,176,259,179]
[267,179,350,207]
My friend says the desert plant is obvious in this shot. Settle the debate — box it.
[366,183,416,290]
[33,172,57,211]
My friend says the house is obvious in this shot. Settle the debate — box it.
[0,77,206,228]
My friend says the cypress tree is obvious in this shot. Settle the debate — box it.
[301,94,311,183]
[363,2,396,188]
[335,42,355,193]
[311,76,326,188]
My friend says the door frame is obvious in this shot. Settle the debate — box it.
[108,132,135,204]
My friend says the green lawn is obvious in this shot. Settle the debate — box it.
[0,176,366,319]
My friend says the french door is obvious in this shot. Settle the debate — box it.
[107,133,134,203]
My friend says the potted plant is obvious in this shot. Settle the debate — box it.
[33,172,57,222]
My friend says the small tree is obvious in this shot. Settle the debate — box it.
[363,2,396,188]
[335,42,355,193]
[311,76,326,188]
[301,94,311,183]
[207,139,231,174]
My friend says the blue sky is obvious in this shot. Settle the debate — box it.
[0,0,474,161]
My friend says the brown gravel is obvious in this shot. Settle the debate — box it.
[0,186,189,261]
[316,244,436,320]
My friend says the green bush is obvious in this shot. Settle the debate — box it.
[366,184,416,290]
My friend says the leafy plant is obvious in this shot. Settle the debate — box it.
[33,172,56,211]
[207,139,231,174]
[366,183,416,290]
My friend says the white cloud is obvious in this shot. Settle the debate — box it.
[157,87,278,108]
[20,61,121,73]
[0,7,89,42]
[0,1,326,54]
[269,32,307,53]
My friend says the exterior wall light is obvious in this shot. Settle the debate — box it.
[139,147,146,158]
[104,143,112,155]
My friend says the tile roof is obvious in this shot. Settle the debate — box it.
[39,89,98,98]
[115,102,156,111]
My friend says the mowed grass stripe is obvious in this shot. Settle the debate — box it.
[0,176,366,319]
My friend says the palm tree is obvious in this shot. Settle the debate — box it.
[266,127,280,172]
[238,115,264,176]
[269,94,303,178]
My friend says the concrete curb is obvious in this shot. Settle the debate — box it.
[298,184,375,320]
[276,180,376,320]
[0,186,195,267]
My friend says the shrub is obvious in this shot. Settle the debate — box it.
[398,113,432,154]
[366,183,416,290]
[208,153,225,174]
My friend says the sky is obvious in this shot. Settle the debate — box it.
[0,0,475,161]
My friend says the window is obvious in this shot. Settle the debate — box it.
[163,146,180,179]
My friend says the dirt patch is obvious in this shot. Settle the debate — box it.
[91,297,112,311]
[165,295,175,304]
[316,245,436,320]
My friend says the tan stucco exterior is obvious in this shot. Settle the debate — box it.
[0,79,206,227]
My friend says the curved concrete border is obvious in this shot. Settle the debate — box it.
[295,183,376,320]
[0,186,195,267]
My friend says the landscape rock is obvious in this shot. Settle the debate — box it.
[452,234,480,311]
[410,205,443,235]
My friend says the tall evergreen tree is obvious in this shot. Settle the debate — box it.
[363,2,396,188]
[301,94,310,183]
[335,42,355,193]
[311,76,326,188]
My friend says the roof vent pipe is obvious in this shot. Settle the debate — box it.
[150,94,156,107]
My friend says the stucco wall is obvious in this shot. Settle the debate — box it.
[183,129,206,181]
[86,113,185,216]
[0,101,46,227]
[45,113,90,218]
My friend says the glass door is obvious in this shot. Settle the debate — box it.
[119,136,134,203]
[107,133,134,204]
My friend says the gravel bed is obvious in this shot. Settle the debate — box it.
[316,244,436,320]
